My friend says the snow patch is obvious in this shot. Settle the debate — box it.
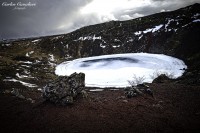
[134,31,142,35]
[16,73,28,78]
[112,45,120,48]
[32,39,40,43]
[21,64,31,68]
[114,39,120,42]
[127,38,134,42]
[48,54,56,67]
[89,89,104,92]
[26,51,34,57]
[193,19,200,22]
[37,88,42,92]
[2,43,11,46]
[100,43,106,48]
[20,61,33,64]
[16,73,35,79]
[192,13,200,19]
[49,61,56,67]
[49,54,55,62]
[165,19,174,29]
[143,24,163,34]
[152,24,163,32]
[3,79,37,88]
[78,35,101,41]
[138,35,143,40]
[143,29,152,34]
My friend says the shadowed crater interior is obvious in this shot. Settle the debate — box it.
[79,57,139,67]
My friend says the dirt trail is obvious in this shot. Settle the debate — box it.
[0,83,200,133]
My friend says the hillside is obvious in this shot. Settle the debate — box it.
[1,4,200,88]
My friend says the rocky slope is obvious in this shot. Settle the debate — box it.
[1,83,200,133]
[0,3,200,92]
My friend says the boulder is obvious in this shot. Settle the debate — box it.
[152,74,171,83]
[124,83,153,98]
[42,72,85,105]
[124,87,136,98]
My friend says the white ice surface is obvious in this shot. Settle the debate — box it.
[55,53,187,88]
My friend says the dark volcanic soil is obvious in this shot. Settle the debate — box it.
[0,83,200,133]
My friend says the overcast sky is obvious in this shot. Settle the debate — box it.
[0,0,199,39]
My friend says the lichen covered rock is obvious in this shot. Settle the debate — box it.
[124,84,153,98]
[42,72,85,105]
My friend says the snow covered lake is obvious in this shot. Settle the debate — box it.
[55,53,187,88]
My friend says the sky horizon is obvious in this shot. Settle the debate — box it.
[0,0,199,40]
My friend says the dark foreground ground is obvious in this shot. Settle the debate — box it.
[0,83,200,133]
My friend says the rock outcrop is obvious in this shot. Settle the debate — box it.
[124,84,153,98]
[42,72,85,105]
[152,74,172,83]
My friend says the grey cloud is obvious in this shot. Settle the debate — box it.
[0,0,92,39]
[151,0,165,1]
[115,0,200,19]
[0,0,199,39]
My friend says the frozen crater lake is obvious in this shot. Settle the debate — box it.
[55,53,187,88]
